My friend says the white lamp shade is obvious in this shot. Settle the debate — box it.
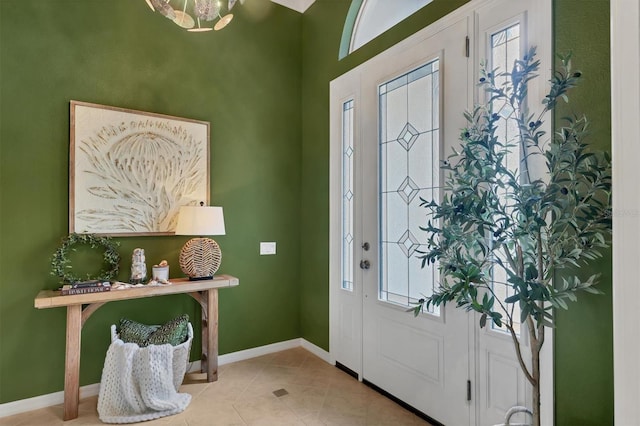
[175,206,226,236]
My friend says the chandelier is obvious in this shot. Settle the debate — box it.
[145,0,243,32]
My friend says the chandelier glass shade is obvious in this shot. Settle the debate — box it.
[145,0,242,32]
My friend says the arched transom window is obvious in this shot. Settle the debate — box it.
[340,0,434,59]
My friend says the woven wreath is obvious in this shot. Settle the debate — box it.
[51,233,120,284]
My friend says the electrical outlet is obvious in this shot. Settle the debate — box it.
[260,242,276,255]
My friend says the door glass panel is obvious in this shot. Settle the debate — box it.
[490,23,521,334]
[379,59,440,313]
[342,99,355,291]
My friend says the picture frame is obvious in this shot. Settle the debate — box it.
[70,100,210,236]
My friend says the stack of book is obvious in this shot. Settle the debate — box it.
[60,280,111,296]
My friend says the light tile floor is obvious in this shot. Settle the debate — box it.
[0,347,432,425]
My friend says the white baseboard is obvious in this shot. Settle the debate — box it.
[219,338,302,365]
[300,338,331,363]
[0,338,331,418]
[0,383,102,419]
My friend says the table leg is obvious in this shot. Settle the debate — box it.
[64,305,82,420]
[203,288,218,382]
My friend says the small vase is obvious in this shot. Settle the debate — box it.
[152,265,169,281]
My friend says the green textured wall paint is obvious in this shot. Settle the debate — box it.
[554,1,613,425]
[0,0,614,423]
[0,0,302,403]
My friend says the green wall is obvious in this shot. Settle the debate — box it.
[0,0,302,403]
[0,0,614,424]
[300,0,613,425]
[553,1,613,425]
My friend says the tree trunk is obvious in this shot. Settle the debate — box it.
[531,339,541,426]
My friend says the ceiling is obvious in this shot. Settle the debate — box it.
[270,0,316,13]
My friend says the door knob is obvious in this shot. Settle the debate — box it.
[360,260,370,270]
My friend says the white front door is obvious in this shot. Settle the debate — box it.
[332,12,475,425]
[359,15,473,426]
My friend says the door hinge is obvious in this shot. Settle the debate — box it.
[465,36,470,58]
[467,380,472,401]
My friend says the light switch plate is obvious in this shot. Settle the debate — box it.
[260,242,276,255]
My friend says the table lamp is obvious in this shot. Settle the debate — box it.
[175,202,226,280]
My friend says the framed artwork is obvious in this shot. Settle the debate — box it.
[70,101,210,236]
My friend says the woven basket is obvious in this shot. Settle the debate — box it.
[110,322,193,391]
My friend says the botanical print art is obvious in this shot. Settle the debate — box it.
[70,101,210,236]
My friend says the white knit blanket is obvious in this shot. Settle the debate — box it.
[97,339,191,424]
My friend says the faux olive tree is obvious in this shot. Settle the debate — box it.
[411,47,611,426]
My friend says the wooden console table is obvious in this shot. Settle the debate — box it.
[34,274,239,420]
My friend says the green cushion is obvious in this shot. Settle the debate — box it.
[147,314,189,346]
[118,318,158,346]
[118,314,189,347]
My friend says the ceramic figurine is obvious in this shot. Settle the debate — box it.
[130,248,147,284]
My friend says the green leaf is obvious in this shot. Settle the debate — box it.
[491,312,503,328]
[505,294,520,304]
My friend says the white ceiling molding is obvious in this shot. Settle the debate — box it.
[270,0,316,13]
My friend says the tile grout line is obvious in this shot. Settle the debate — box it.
[230,357,269,425]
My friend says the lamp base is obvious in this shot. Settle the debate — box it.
[179,237,222,280]
[188,275,214,281]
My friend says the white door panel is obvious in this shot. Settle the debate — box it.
[478,328,530,425]
[360,16,473,426]
[374,316,444,384]
[474,1,552,424]
[330,73,363,376]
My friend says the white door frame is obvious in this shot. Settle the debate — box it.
[611,1,640,424]
[329,1,552,424]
